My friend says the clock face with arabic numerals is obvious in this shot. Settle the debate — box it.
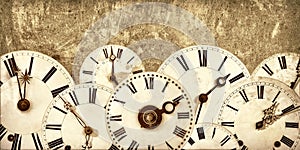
[106,72,194,149]
[0,50,74,149]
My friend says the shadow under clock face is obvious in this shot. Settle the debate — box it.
[0,50,74,149]
[217,77,300,150]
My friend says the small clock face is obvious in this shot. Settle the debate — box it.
[252,52,300,96]
[0,50,74,149]
[79,45,142,88]
[42,84,115,149]
[183,122,239,149]
[217,77,300,149]
[106,72,194,149]
[158,45,250,122]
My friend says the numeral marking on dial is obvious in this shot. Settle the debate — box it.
[69,91,79,106]
[0,81,3,87]
[46,124,62,130]
[145,77,154,89]
[117,49,123,59]
[113,127,127,141]
[110,115,122,121]
[51,85,69,97]
[239,89,249,103]
[285,122,299,128]
[177,112,189,119]
[282,105,295,114]
[280,135,294,148]
[11,133,22,150]
[4,54,18,77]
[48,138,64,149]
[113,99,126,105]
[128,140,139,150]
[165,141,174,149]
[272,91,281,103]
[173,126,187,139]
[103,48,109,58]
[173,94,184,103]
[127,56,135,64]
[220,135,230,146]
[161,81,169,93]
[198,50,207,67]
[227,104,238,111]
[262,64,274,76]
[90,57,99,64]
[28,57,34,75]
[108,144,119,150]
[148,145,154,150]
[257,85,264,99]
[53,106,67,114]
[218,56,227,71]
[197,127,205,140]
[0,124,7,141]
[82,70,93,75]
[229,73,245,84]
[278,56,287,69]
[188,137,195,145]
[221,122,234,127]
[31,133,43,150]
[212,127,216,139]
[176,55,189,71]
[127,82,137,94]
[89,88,97,104]
[42,67,57,83]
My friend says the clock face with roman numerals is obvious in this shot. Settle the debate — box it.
[79,45,142,88]
[252,52,300,96]
[0,50,74,149]
[217,77,300,149]
[42,84,115,149]
[183,122,239,149]
[158,45,250,123]
[106,72,193,149]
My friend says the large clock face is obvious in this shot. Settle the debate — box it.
[158,45,250,123]
[106,72,194,149]
[217,77,300,149]
[0,50,74,149]
[79,45,142,88]
[42,84,115,149]
[252,52,300,96]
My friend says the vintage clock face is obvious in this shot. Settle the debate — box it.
[106,72,194,149]
[158,45,250,123]
[183,122,239,149]
[0,50,74,149]
[252,52,300,96]
[217,77,300,149]
[79,45,142,88]
[42,84,115,149]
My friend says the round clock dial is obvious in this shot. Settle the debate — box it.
[217,77,300,149]
[42,84,115,149]
[158,45,250,123]
[0,50,74,149]
[183,122,239,149]
[106,72,193,149]
[79,45,143,88]
[252,52,300,96]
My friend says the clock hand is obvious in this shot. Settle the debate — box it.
[195,74,231,124]
[290,74,299,89]
[109,46,119,86]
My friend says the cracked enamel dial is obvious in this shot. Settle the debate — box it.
[0,50,74,149]
[106,72,193,149]
[42,84,116,149]
[217,77,300,149]
[183,122,239,149]
[252,52,300,96]
[158,45,250,123]
[79,45,143,88]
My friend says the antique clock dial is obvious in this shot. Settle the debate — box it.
[79,45,143,88]
[183,122,239,149]
[106,72,193,149]
[0,50,74,149]
[252,52,300,96]
[158,45,250,123]
[42,84,115,149]
[217,77,300,149]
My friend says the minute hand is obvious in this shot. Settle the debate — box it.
[276,105,300,119]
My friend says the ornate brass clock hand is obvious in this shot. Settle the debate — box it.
[195,74,231,124]
[109,46,119,86]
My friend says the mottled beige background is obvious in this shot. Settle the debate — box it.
[0,0,299,79]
